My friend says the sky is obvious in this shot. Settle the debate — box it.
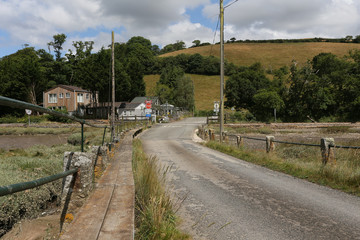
[0,0,360,58]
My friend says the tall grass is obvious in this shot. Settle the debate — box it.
[132,139,189,240]
[205,141,360,196]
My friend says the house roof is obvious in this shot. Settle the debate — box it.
[123,102,145,110]
[44,85,91,93]
[131,96,159,104]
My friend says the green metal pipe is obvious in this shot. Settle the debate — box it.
[0,168,78,197]
[102,126,107,146]
[81,123,84,152]
[0,96,107,129]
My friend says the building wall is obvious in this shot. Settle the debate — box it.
[43,87,92,113]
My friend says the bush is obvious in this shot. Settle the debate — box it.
[0,114,47,124]
[67,133,83,146]
[46,108,72,123]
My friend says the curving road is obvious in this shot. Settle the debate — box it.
[140,117,360,240]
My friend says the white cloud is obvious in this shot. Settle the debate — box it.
[0,0,359,57]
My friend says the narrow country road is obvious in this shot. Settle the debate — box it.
[140,117,360,240]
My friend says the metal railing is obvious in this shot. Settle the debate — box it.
[0,168,78,197]
[0,96,108,152]
[0,96,111,197]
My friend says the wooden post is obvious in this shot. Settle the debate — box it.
[237,136,243,148]
[266,136,275,153]
[111,31,115,142]
[321,138,335,165]
[223,131,228,143]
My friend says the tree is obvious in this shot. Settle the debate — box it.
[225,63,270,110]
[0,47,48,116]
[126,42,154,74]
[126,57,146,99]
[192,40,201,47]
[252,90,284,121]
[127,36,152,50]
[48,33,67,61]
[174,75,194,110]
[159,65,185,89]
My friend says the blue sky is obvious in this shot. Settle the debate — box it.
[0,0,359,58]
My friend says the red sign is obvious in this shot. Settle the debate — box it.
[145,100,152,109]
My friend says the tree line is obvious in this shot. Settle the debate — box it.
[0,34,201,116]
[1,33,360,122]
[224,51,360,122]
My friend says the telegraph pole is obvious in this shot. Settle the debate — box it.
[111,31,115,141]
[220,0,225,142]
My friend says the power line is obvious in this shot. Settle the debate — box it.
[209,14,220,57]
[224,0,239,9]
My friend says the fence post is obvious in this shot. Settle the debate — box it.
[223,131,228,143]
[209,129,215,141]
[237,136,243,148]
[62,151,96,209]
[321,138,335,165]
[266,136,275,153]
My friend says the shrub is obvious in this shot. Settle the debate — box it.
[46,108,72,123]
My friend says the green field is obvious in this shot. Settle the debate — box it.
[144,74,227,111]
[161,42,360,69]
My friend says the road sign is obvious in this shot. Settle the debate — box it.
[145,100,152,109]
[145,109,152,114]
[25,109,32,115]
[214,101,220,113]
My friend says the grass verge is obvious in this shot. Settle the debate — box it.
[204,141,360,196]
[132,139,190,240]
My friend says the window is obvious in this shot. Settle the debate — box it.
[66,92,71,98]
[86,93,90,99]
[77,93,84,103]
[59,93,64,98]
[48,93,57,103]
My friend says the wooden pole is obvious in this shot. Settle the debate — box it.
[111,31,115,142]
[220,0,225,143]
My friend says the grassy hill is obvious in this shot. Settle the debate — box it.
[147,42,360,111]
[144,74,227,111]
[161,42,360,69]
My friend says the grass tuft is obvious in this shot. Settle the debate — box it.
[132,139,189,240]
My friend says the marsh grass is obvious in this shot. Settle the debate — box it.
[0,144,79,236]
[132,139,189,240]
[0,125,108,237]
[205,140,360,196]
[0,126,80,135]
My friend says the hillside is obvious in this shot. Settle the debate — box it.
[144,74,226,111]
[149,42,360,111]
[160,42,360,69]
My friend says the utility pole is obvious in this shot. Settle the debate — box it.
[111,31,115,142]
[220,0,225,143]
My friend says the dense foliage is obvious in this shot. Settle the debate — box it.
[225,51,360,122]
[0,35,151,116]
[1,33,360,121]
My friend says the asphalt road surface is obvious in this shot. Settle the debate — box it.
[140,117,360,240]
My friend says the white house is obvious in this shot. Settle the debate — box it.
[117,102,146,119]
